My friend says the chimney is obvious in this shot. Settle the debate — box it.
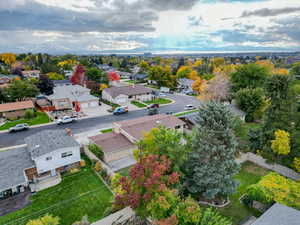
[65,128,73,136]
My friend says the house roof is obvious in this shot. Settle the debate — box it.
[47,85,98,102]
[252,203,300,225]
[0,100,34,113]
[0,147,34,192]
[177,78,194,86]
[103,85,152,98]
[53,79,72,86]
[115,114,186,141]
[179,112,198,124]
[130,73,148,80]
[89,132,135,154]
[24,130,80,159]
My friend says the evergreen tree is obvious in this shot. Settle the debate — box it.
[37,75,54,95]
[184,102,240,200]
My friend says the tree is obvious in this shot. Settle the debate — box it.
[26,214,59,225]
[114,155,180,219]
[37,75,54,95]
[71,65,85,85]
[47,72,64,80]
[174,197,202,225]
[235,88,268,122]
[199,208,232,225]
[0,53,16,65]
[230,63,269,92]
[184,102,240,201]
[40,63,60,74]
[137,127,190,173]
[86,67,108,84]
[4,79,39,101]
[271,130,291,156]
[290,62,300,75]
[192,78,204,94]
[293,157,300,172]
[148,66,176,89]
[176,66,192,79]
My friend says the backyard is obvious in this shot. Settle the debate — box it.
[0,162,113,225]
[0,112,51,130]
[216,161,269,225]
[144,98,172,105]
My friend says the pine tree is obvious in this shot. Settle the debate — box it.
[184,102,240,201]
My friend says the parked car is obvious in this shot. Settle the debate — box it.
[165,111,173,115]
[159,93,167,97]
[184,104,196,110]
[113,106,129,115]
[148,108,158,115]
[56,116,77,125]
[147,103,159,109]
[9,123,29,132]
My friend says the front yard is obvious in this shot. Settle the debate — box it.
[216,161,269,225]
[144,98,172,105]
[0,112,51,130]
[131,100,147,108]
[0,164,113,225]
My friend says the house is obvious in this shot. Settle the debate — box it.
[22,70,40,78]
[0,100,34,120]
[102,85,153,106]
[0,129,80,200]
[252,203,300,225]
[47,85,99,110]
[177,78,194,92]
[89,114,186,163]
[0,74,19,88]
[129,73,148,82]
[53,79,72,87]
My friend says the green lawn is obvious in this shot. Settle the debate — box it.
[217,161,269,225]
[144,98,172,105]
[0,166,112,225]
[0,112,51,130]
[131,100,147,108]
[174,109,199,117]
[100,128,113,133]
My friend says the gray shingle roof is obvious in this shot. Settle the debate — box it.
[252,203,300,225]
[104,85,152,98]
[0,147,34,192]
[24,130,80,159]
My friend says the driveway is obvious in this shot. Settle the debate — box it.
[82,104,111,117]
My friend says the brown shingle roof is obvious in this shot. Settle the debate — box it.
[89,132,135,154]
[104,84,152,98]
[0,101,34,113]
[115,114,186,140]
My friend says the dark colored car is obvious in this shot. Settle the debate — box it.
[147,103,159,109]
[148,108,158,115]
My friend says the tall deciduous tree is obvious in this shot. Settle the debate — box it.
[184,102,240,201]
[37,75,54,95]
[86,67,108,84]
[4,79,39,101]
[230,63,269,93]
[290,62,300,76]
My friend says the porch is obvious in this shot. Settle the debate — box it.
[30,174,62,192]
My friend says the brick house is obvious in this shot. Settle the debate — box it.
[0,129,80,200]
[0,101,34,120]
[89,114,186,163]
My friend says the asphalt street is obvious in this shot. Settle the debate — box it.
[0,94,201,148]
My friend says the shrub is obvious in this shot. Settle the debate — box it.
[80,160,86,167]
[94,161,102,172]
[24,109,35,119]
[293,157,300,173]
[199,208,232,225]
[70,168,80,174]
[88,143,104,160]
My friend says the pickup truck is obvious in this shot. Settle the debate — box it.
[113,106,129,115]
[56,116,77,125]
[9,123,29,132]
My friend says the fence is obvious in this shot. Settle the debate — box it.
[237,152,300,181]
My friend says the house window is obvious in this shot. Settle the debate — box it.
[61,151,73,158]
[128,95,133,99]
[175,125,181,129]
[46,156,52,161]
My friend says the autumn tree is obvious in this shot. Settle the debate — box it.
[114,155,180,219]
[230,63,269,92]
[176,66,192,79]
[26,214,59,225]
[192,78,204,94]
[47,72,64,80]
[71,65,85,86]
[148,66,176,89]
[184,102,240,201]
[137,127,190,173]
[0,53,16,65]
[271,130,291,156]
[3,79,39,101]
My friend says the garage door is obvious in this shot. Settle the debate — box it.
[89,101,98,107]
[116,97,127,104]
[81,102,88,108]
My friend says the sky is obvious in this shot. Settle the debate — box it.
[0,0,300,54]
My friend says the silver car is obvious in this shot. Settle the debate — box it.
[9,123,29,132]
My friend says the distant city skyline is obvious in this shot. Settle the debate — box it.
[1,0,300,53]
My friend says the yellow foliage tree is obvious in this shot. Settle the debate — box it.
[94,161,102,172]
[47,72,64,80]
[192,78,204,94]
[274,68,289,75]
[210,57,225,68]
[26,214,59,225]
[293,157,300,173]
[57,59,77,68]
[271,130,291,156]
[193,59,202,67]
[99,83,108,91]
[0,53,16,65]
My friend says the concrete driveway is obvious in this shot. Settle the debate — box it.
[82,104,111,117]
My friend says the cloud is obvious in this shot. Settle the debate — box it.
[188,16,203,26]
[241,6,300,17]
[145,0,199,11]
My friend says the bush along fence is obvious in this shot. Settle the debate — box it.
[236,152,300,181]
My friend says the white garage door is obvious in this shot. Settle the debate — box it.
[116,97,127,104]
[81,102,88,108]
[89,101,98,107]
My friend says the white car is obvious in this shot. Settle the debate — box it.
[9,123,29,132]
[159,93,167,97]
[56,116,77,125]
[184,104,196,110]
